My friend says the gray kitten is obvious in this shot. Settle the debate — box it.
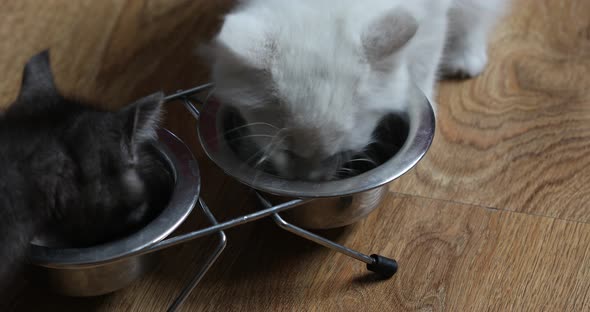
[0,51,173,301]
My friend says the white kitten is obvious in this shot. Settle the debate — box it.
[203,0,508,180]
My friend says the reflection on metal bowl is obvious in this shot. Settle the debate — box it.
[197,86,435,229]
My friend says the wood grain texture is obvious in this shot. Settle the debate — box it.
[1,0,590,311]
[165,193,590,312]
[15,193,590,311]
[0,0,234,109]
[389,0,590,223]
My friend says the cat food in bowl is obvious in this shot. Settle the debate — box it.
[29,129,200,296]
[196,86,435,229]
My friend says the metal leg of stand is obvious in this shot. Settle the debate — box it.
[256,192,398,278]
[167,198,227,312]
[271,213,373,264]
[143,198,310,256]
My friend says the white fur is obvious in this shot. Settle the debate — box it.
[206,0,508,180]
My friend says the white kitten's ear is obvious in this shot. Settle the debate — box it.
[362,8,418,65]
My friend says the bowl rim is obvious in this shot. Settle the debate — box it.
[29,129,200,268]
[197,85,435,198]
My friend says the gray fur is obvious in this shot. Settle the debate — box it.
[0,51,173,303]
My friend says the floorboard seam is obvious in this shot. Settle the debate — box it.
[389,191,590,226]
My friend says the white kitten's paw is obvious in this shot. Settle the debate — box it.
[441,46,488,79]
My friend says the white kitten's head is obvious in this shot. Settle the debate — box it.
[204,6,418,181]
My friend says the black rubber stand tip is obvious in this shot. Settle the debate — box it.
[366,254,398,278]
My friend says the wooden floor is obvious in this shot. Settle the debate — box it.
[2,0,590,311]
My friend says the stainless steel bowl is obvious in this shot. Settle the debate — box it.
[197,85,435,229]
[29,129,200,296]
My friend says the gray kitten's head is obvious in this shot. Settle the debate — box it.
[204,5,417,180]
[8,51,171,246]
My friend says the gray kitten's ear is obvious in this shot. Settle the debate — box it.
[120,92,165,146]
[362,8,418,66]
[18,50,59,101]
